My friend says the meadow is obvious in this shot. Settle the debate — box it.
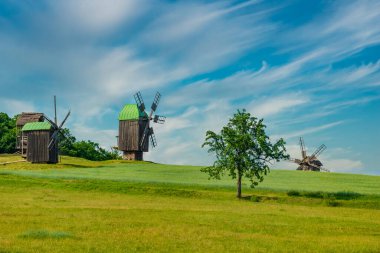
[0,154,379,252]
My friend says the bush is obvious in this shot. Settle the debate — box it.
[287,190,301,197]
[0,113,17,154]
[333,191,361,200]
[326,200,341,207]
[304,191,326,199]
[0,113,121,161]
[59,128,121,161]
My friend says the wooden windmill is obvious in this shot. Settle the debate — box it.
[16,112,44,157]
[21,96,70,164]
[118,91,166,160]
[289,137,329,172]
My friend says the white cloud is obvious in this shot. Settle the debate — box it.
[273,121,344,140]
[51,0,145,34]
[0,99,36,116]
[0,0,379,173]
[71,123,117,149]
[250,94,309,118]
[323,159,364,172]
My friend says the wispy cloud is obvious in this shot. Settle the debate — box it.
[272,121,344,140]
[250,94,309,118]
[0,0,379,172]
[0,98,36,117]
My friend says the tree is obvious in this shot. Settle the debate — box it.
[201,109,289,198]
[58,128,121,161]
[0,113,17,154]
[0,112,121,161]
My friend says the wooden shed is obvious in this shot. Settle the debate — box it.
[118,104,149,160]
[16,112,44,157]
[21,122,58,163]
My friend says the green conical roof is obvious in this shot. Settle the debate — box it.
[22,122,52,131]
[118,104,147,120]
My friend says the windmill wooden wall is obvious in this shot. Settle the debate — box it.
[25,130,58,163]
[118,119,149,152]
[15,113,44,157]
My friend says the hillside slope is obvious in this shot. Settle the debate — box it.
[1,154,379,195]
[0,155,380,252]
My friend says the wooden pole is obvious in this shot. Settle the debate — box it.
[54,95,57,125]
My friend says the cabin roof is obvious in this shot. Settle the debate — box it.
[16,112,44,126]
[119,104,147,120]
[22,121,52,131]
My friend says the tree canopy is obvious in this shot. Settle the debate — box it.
[0,112,17,154]
[202,109,289,198]
[59,128,120,161]
[0,112,120,161]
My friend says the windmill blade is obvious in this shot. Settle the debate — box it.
[48,130,60,150]
[310,144,326,159]
[150,92,161,114]
[48,127,70,150]
[153,115,166,124]
[134,91,145,112]
[43,115,58,129]
[299,137,306,158]
[140,123,150,149]
[320,167,330,172]
[150,128,157,148]
[58,110,71,130]
[57,129,69,141]
[289,158,302,164]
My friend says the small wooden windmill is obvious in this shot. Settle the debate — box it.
[21,96,70,164]
[118,91,166,161]
[289,137,329,172]
[16,112,44,157]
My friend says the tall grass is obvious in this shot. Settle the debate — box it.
[0,155,379,252]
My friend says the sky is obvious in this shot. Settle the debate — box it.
[0,0,379,175]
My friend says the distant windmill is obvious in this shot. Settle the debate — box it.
[289,137,330,172]
[21,96,70,163]
[118,91,166,160]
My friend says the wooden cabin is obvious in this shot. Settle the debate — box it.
[16,112,44,157]
[21,122,58,163]
[118,104,149,160]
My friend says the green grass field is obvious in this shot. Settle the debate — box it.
[0,154,379,252]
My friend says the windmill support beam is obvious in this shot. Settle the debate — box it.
[123,151,143,161]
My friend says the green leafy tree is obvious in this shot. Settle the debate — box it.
[0,112,120,161]
[202,109,289,198]
[0,113,17,154]
[59,128,121,161]
[58,128,77,155]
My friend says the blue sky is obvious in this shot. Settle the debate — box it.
[0,0,379,174]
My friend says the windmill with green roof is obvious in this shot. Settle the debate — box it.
[21,96,70,163]
[118,91,166,160]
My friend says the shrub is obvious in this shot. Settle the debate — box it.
[333,191,361,200]
[304,191,326,199]
[287,190,301,197]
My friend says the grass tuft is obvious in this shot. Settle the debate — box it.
[326,200,341,207]
[19,230,74,239]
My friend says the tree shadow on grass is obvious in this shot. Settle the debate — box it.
[19,230,77,239]
[240,195,279,202]
[287,190,362,200]
[61,163,106,169]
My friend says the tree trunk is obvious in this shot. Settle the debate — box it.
[237,174,242,198]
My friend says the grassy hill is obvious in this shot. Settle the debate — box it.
[0,154,379,252]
